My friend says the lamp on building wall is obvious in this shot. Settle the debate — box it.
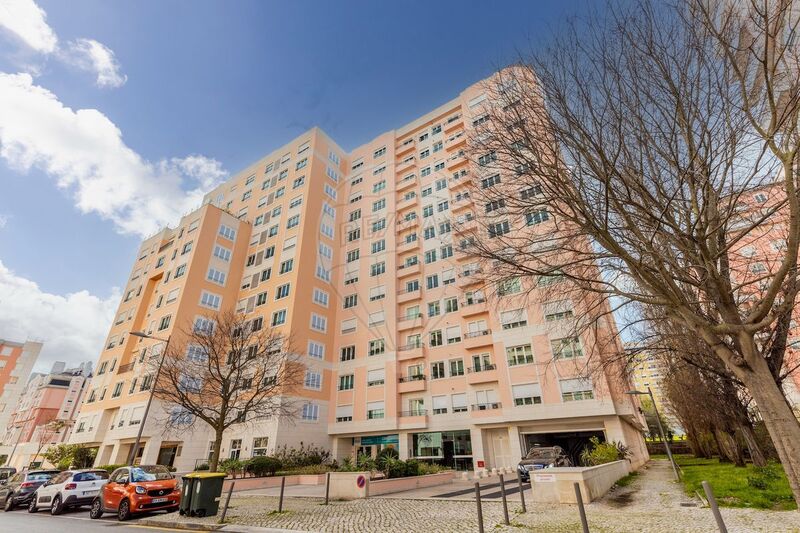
[625,386,680,480]
[126,331,170,466]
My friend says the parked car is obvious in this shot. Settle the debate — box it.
[89,465,180,521]
[0,467,16,484]
[517,445,572,481]
[28,469,110,514]
[1,469,60,511]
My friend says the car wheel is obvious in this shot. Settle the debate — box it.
[4,495,14,512]
[27,496,38,513]
[51,494,64,515]
[89,498,103,519]
[167,505,179,513]
[117,499,131,521]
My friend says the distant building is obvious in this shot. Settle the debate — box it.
[0,339,41,440]
[0,361,92,469]
[625,345,682,435]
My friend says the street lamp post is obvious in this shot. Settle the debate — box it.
[126,331,170,466]
[626,387,680,481]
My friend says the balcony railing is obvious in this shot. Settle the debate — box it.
[399,374,426,383]
[467,364,497,373]
[398,342,424,351]
[471,402,502,411]
[399,409,427,417]
[117,362,135,374]
[465,329,492,338]
[462,298,487,307]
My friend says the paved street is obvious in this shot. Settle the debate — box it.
[0,508,195,532]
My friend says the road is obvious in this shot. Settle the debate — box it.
[0,508,199,532]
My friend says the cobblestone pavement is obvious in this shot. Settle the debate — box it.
[147,461,800,532]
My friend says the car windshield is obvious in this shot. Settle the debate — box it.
[74,471,109,482]
[130,466,172,482]
[26,472,56,482]
[525,448,558,460]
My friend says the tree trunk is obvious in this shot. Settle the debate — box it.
[715,429,744,466]
[736,356,800,505]
[739,424,767,467]
[209,426,225,472]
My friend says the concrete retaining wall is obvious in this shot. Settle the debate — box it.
[369,471,456,496]
[222,473,327,492]
[530,460,630,503]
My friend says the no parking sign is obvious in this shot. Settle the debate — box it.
[356,474,366,488]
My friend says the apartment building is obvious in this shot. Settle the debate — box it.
[0,339,41,441]
[72,71,648,472]
[0,361,92,469]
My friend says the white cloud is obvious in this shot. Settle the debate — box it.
[0,0,126,88]
[63,38,127,88]
[0,213,9,229]
[0,259,119,373]
[0,0,57,54]
[0,72,227,237]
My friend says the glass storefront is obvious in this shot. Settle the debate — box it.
[411,430,472,470]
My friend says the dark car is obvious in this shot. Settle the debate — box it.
[0,468,16,484]
[517,446,572,481]
[1,469,60,511]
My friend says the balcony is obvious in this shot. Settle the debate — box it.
[471,402,502,411]
[449,170,471,189]
[467,365,499,384]
[397,238,420,254]
[396,195,419,212]
[464,329,494,349]
[397,343,425,361]
[399,409,427,417]
[451,195,473,212]
[447,151,468,169]
[398,313,423,332]
[453,217,477,234]
[461,299,488,317]
[117,362,135,374]
[396,174,417,193]
[458,269,484,287]
[443,113,463,133]
[396,157,416,173]
[398,409,428,430]
[446,130,466,149]
[398,287,421,304]
[398,375,427,393]
[397,261,420,278]
[396,217,420,233]
[396,139,415,156]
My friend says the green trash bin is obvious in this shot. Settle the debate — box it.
[187,472,227,517]
[178,475,196,515]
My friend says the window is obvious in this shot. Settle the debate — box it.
[432,395,448,415]
[340,345,356,361]
[451,393,468,413]
[367,368,385,386]
[367,401,385,419]
[445,326,462,344]
[370,262,386,276]
[545,310,574,321]
[286,215,300,229]
[449,359,464,377]
[219,225,236,240]
[489,220,511,238]
[373,146,386,158]
[426,275,439,289]
[560,378,594,401]
[256,292,268,306]
[507,344,534,366]
[182,242,193,255]
[305,371,322,390]
[478,151,497,166]
[346,249,360,263]
[369,311,385,325]
[372,198,386,212]
[253,437,269,456]
[500,309,528,329]
[279,259,294,274]
[193,317,214,334]
[444,297,458,313]
[311,313,327,332]
[428,301,440,317]
[292,176,305,189]
[372,240,386,253]
[341,318,357,334]
[158,315,172,331]
[369,339,385,356]
[513,383,542,406]
[200,291,221,310]
[481,174,501,188]
[213,245,231,261]
[276,284,290,299]
[372,218,386,232]
[430,330,443,347]
[302,403,319,421]
[313,288,329,307]
[551,337,583,359]
[526,209,550,225]
[308,341,325,359]
[174,264,187,278]
[343,294,358,308]
[431,361,446,379]
[338,374,354,391]
[347,228,361,242]
[187,345,208,362]
[369,285,386,301]
[112,382,123,398]
[207,268,226,285]
[498,277,522,296]
[271,310,287,326]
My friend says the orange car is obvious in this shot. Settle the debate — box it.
[89,465,180,521]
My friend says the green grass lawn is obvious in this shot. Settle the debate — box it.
[653,454,796,511]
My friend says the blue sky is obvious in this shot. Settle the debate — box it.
[0,0,583,371]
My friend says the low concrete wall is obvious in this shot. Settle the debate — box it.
[221,473,327,492]
[328,471,370,500]
[369,471,456,496]
[530,460,630,504]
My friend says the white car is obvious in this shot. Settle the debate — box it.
[28,469,110,515]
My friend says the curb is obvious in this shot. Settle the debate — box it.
[137,518,314,533]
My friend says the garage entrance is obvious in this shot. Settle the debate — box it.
[522,430,605,466]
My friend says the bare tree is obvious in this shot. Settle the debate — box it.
[151,310,303,471]
[30,419,67,467]
[466,0,800,502]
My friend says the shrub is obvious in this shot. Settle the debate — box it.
[580,437,631,466]
[97,464,127,473]
[219,458,246,478]
[195,463,210,471]
[403,459,420,477]
[356,453,377,472]
[283,464,332,475]
[747,464,781,490]
[273,443,331,469]
[337,457,358,472]
[376,447,399,471]
[417,462,446,475]
[247,456,282,477]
